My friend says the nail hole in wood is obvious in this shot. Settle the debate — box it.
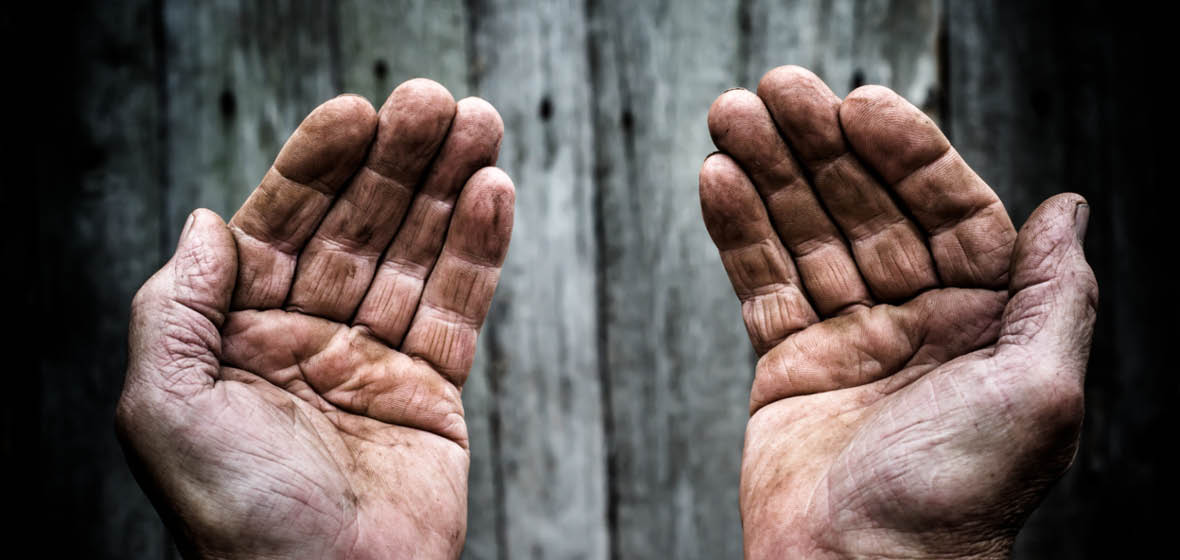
[850,69,866,90]
[219,89,236,119]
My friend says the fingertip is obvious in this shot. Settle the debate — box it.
[1011,194,1098,297]
[457,97,505,134]
[698,152,742,203]
[369,78,459,183]
[755,65,843,163]
[183,208,233,253]
[456,167,515,260]
[453,97,505,161]
[468,166,515,198]
[839,85,947,184]
[275,95,378,188]
[698,154,771,248]
[839,85,898,129]
[756,65,824,98]
[707,88,762,140]
[384,77,457,120]
[699,152,754,204]
[319,93,379,142]
[189,207,227,227]
[840,83,901,129]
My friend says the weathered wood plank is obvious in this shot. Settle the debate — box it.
[744,0,940,100]
[589,2,750,558]
[848,0,942,109]
[30,1,168,557]
[470,1,609,558]
[743,0,857,91]
[336,0,471,101]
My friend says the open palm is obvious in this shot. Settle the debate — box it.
[117,79,513,559]
[701,67,1097,558]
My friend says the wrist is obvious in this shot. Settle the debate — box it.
[817,529,1013,560]
[744,521,1014,560]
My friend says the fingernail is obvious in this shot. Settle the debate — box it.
[180,212,197,241]
[722,87,749,94]
[1074,203,1090,244]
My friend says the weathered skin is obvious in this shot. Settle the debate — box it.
[117,79,514,559]
[701,66,1097,559]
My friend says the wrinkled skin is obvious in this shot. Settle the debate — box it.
[116,79,514,559]
[701,66,1097,559]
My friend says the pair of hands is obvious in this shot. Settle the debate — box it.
[117,67,1097,559]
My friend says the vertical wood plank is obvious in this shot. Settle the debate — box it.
[744,0,940,101]
[336,0,470,101]
[744,0,857,91]
[470,1,609,558]
[848,0,942,110]
[589,2,750,558]
[29,1,169,557]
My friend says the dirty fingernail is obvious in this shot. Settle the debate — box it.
[1074,203,1090,245]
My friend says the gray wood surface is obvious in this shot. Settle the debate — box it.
[25,2,168,557]
[469,1,608,558]
[13,1,1168,558]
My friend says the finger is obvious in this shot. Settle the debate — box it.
[287,79,457,321]
[123,210,237,400]
[995,194,1096,412]
[757,66,937,301]
[700,154,819,355]
[355,97,504,345]
[228,95,377,309]
[839,84,1017,288]
[749,287,1006,413]
[400,168,514,386]
[220,309,467,447]
[707,88,873,315]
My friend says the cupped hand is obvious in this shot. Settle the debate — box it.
[117,79,513,560]
[701,66,1097,559]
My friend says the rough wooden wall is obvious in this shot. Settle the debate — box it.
[6,1,1169,558]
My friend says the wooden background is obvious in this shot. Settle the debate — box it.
[4,1,1171,558]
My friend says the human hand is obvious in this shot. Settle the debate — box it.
[116,79,513,559]
[701,66,1096,558]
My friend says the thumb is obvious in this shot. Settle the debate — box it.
[993,193,1098,451]
[123,209,238,399]
[998,193,1099,369]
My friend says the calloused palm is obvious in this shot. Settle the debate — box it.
[701,67,1097,559]
[117,79,513,559]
